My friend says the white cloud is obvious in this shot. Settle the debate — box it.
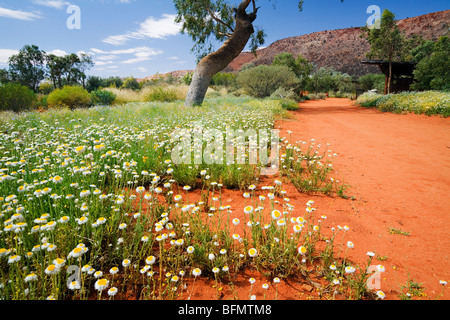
[32,0,71,10]
[137,67,147,73]
[91,46,162,66]
[96,55,117,61]
[0,7,42,21]
[47,49,67,56]
[102,14,181,45]
[0,49,19,64]
[95,60,114,66]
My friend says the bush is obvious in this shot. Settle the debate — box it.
[0,83,37,112]
[47,85,91,109]
[237,65,299,98]
[270,87,302,102]
[411,36,450,91]
[355,92,384,107]
[211,72,237,87]
[377,91,450,117]
[91,89,117,106]
[142,87,179,102]
[356,91,450,117]
[121,76,140,91]
[277,98,299,111]
[358,74,385,92]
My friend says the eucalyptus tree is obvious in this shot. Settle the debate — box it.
[175,0,343,105]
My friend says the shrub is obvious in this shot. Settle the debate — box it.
[358,74,385,92]
[237,65,299,98]
[91,89,117,106]
[355,92,384,108]
[47,85,92,109]
[142,87,179,102]
[0,83,37,112]
[211,72,237,87]
[270,87,302,102]
[356,91,450,117]
[121,76,140,91]
[277,98,299,111]
[38,82,53,95]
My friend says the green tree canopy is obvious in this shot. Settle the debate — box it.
[411,36,450,91]
[8,45,46,92]
[361,9,406,93]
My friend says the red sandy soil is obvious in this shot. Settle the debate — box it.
[272,98,450,300]
[183,98,449,301]
[117,98,448,301]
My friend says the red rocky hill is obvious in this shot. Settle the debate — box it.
[224,10,450,77]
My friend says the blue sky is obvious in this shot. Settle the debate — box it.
[0,0,448,79]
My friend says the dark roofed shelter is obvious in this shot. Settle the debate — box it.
[361,60,417,94]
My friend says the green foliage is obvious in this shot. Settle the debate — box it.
[271,52,313,91]
[277,98,299,111]
[237,65,299,98]
[358,73,385,92]
[355,92,384,108]
[104,76,124,88]
[0,68,11,85]
[91,89,117,106]
[181,72,193,85]
[47,85,92,109]
[270,87,301,101]
[8,45,46,92]
[307,67,355,94]
[121,76,141,91]
[356,91,450,117]
[0,83,37,112]
[362,9,406,62]
[86,76,104,92]
[46,53,93,89]
[411,36,450,91]
[211,72,237,87]
[143,87,179,102]
[38,81,53,95]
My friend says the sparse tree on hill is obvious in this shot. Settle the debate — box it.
[174,0,343,106]
[361,9,406,94]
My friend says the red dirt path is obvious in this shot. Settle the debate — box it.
[273,98,450,299]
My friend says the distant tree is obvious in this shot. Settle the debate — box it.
[0,69,11,85]
[181,72,193,85]
[271,52,313,90]
[272,53,299,74]
[358,73,385,92]
[8,45,46,92]
[411,36,450,91]
[237,64,299,98]
[211,72,237,87]
[86,76,106,92]
[104,76,123,88]
[361,9,406,94]
[174,0,343,106]
[46,53,93,89]
[308,67,335,93]
[121,76,140,90]
[38,81,53,95]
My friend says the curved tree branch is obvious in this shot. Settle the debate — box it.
[207,7,234,33]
